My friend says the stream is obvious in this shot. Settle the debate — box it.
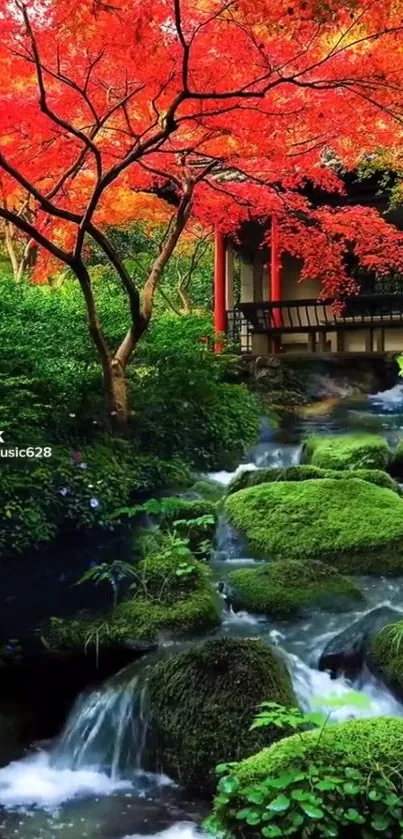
[2,381,403,839]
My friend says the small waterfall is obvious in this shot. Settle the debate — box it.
[51,670,148,778]
[0,665,159,812]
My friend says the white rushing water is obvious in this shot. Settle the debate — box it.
[0,667,165,813]
[369,382,403,411]
[124,825,209,839]
[0,751,131,810]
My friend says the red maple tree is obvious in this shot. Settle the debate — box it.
[1,0,403,424]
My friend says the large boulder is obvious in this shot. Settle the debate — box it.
[45,542,221,653]
[319,605,403,679]
[368,618,403,700]
[144,637,296,793]
[213,717,403,839]
[224,478,403,573]
[229,559,363,619]
[304,433,390,471]
[226,464,398,496]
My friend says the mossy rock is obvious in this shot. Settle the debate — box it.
[144,637,296,793]
[189,479,225,501]
[46,548,221,652]
[213,717,403,838]
[304,434,390,471]
[229,559,363,619]
[224,478,403,573]
[368,620,403,700]
[226,464,398,495]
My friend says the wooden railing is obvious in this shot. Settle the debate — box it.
[227,293,403,353]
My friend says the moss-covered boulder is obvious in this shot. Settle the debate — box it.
[46,546,221,652]
[145,638,296,793]
[304,434,390,471]
[226,464,398,495]
[213,717,403,839]
[368,619,403,700]
[229,559,363,619]
[189,479,225,501]
[224,478,403,573]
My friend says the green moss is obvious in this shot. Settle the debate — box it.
[304,434,390,471]
[368,621,403,699]
[214,717,403,836]
[46,548,221,651]
[229,559,363,618]
[225,478,403,573]
[190,479,225,501]
[226,464,398,495]
[145,637,296,793]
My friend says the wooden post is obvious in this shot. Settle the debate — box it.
[214,228,226,350]
[270,215,281,327]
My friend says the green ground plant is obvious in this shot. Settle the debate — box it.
[210,699,403,839]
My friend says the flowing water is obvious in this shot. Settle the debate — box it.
[2,380,403,838]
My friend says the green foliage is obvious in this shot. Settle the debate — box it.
[226,465,399,496]
[368,620,403,699]
[229,559,363,619]
[129,312,260,470]
[304,434,390,471]
[45,531,221,650]
[76,560,139,609]
[0,269,260,553]
[211,716,403,839]
[144,638,297,793]
[224,477,403,573]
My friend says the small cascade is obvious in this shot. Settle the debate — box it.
[0,665,159,812]
[369,382,403,412]
[249,441,302,469]
[51,669,147,778]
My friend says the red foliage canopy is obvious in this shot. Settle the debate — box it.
[1,0,403,296]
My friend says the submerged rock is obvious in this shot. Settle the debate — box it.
[319,605,403,679]
[229,559,363,619]
[144,637,296,793]
[224,478,403,573]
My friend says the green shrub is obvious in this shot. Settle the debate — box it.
[144,638,296,793]
[212,717,403,839]
[224,478,403,573]
[304,434,390,471]
[0,444,191,555]
[226,465,398,495]
[229,559,363,618]
[46,536,221,650]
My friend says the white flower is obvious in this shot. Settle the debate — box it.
[58,487,68,496]
[69,413,76,418]
[79,462,88,470]
[89,497,100,509]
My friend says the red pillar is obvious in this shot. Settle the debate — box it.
[270,215,281,327]
[214,227,226,348]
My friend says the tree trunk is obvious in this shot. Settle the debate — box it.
[108,358,129,430]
